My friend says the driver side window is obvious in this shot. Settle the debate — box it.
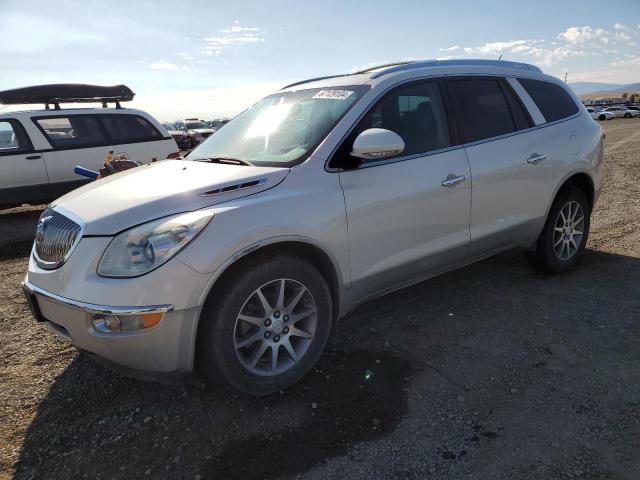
[331,80,451,168]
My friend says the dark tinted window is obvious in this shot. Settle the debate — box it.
[100,115,162,143]
[355,81,450,159]
[518,78,578,122]
[36,116,107,149]
[448,78,516,143]
[502,83,533,130]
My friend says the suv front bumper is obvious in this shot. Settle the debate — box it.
[22,280,200,384]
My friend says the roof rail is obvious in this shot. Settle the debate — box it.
[281,74,348,90]
[353,61,418,75]
[369,59,543,79]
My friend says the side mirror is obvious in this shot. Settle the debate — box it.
[351,128,405,160]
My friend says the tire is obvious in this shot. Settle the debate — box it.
[197,254,332,396]
[599,114,606,121]
[624,113,631,118]
[526,187,591,273]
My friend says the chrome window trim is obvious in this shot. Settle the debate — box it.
[22,280,174,315]
[33,205,85,270]
[324,72,583,172]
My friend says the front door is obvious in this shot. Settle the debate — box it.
[0,119,49,206]
[334,79,472,302]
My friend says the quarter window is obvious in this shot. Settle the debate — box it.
[99,114,162,143]
[517,78,578,123]
[447,78,518,143]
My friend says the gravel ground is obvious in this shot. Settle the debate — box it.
[1,119,639,480]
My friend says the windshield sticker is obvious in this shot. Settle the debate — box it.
[312,90,354,100]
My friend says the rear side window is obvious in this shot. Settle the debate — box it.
[99,114,162,143]
[447,78,519,143]
[518,78,578,122]
[36,116,107,149]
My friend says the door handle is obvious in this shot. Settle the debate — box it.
[441,174,466,187]
[25,155,42,160]
[526,153,546,165]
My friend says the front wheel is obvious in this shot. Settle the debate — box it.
[526,188,591,273]
[197,254,332,396]
[624,113,632,118]
[598,114,606,121]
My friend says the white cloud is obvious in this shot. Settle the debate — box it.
[614,23,628,30]
[463,39,532,55]
[201,24,266,56]
[558,26,609,44]
[148,60,180,70]
[439,45,460,52]
[615,31,633,43]
[611,55,640,68]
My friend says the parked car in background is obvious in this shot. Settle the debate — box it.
[586,107,614,121]
[22,60,603,395]
[625,106,640,113]
[603,106,640,118]
[184,119,215,139]
[162,122,192,150]
[0,84,179,208]
[209,118,231,130]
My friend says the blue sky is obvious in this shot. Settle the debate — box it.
[1,0,639,120]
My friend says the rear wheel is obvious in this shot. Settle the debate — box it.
[526,187,591,273]
[598,114,606,121]
[624,113,631,118]
[197,254,332,396]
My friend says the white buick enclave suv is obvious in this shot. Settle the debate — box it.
[23,60,604,395]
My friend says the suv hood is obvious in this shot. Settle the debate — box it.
[52,160,290,235]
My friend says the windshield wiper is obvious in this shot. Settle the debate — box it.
[203,156,255,167]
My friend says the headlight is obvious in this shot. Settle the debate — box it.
[97,211,213,277]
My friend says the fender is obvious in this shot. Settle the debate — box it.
[544,167,596,219]
[194,234,351,318]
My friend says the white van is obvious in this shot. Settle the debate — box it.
[0,84,179,208]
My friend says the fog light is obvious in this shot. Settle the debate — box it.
[93,313,163,333]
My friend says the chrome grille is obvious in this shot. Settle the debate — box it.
[34,209,82,269]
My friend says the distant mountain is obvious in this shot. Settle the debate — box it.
[606,82,640,93]
[568,82,625,95]
[568,82,640,96]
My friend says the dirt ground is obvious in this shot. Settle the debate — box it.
[1,119,639,480]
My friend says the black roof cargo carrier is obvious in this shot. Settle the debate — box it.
[0,84,135,109]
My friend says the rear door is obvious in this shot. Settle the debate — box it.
[0,118,49,206]
[334,79,472,301]
[446,76,555,257]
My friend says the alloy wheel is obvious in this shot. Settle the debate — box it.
[233,278,317,376]
[553,200,585,261]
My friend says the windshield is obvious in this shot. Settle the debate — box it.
[188,85,369,166]
[186,121,208,129]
